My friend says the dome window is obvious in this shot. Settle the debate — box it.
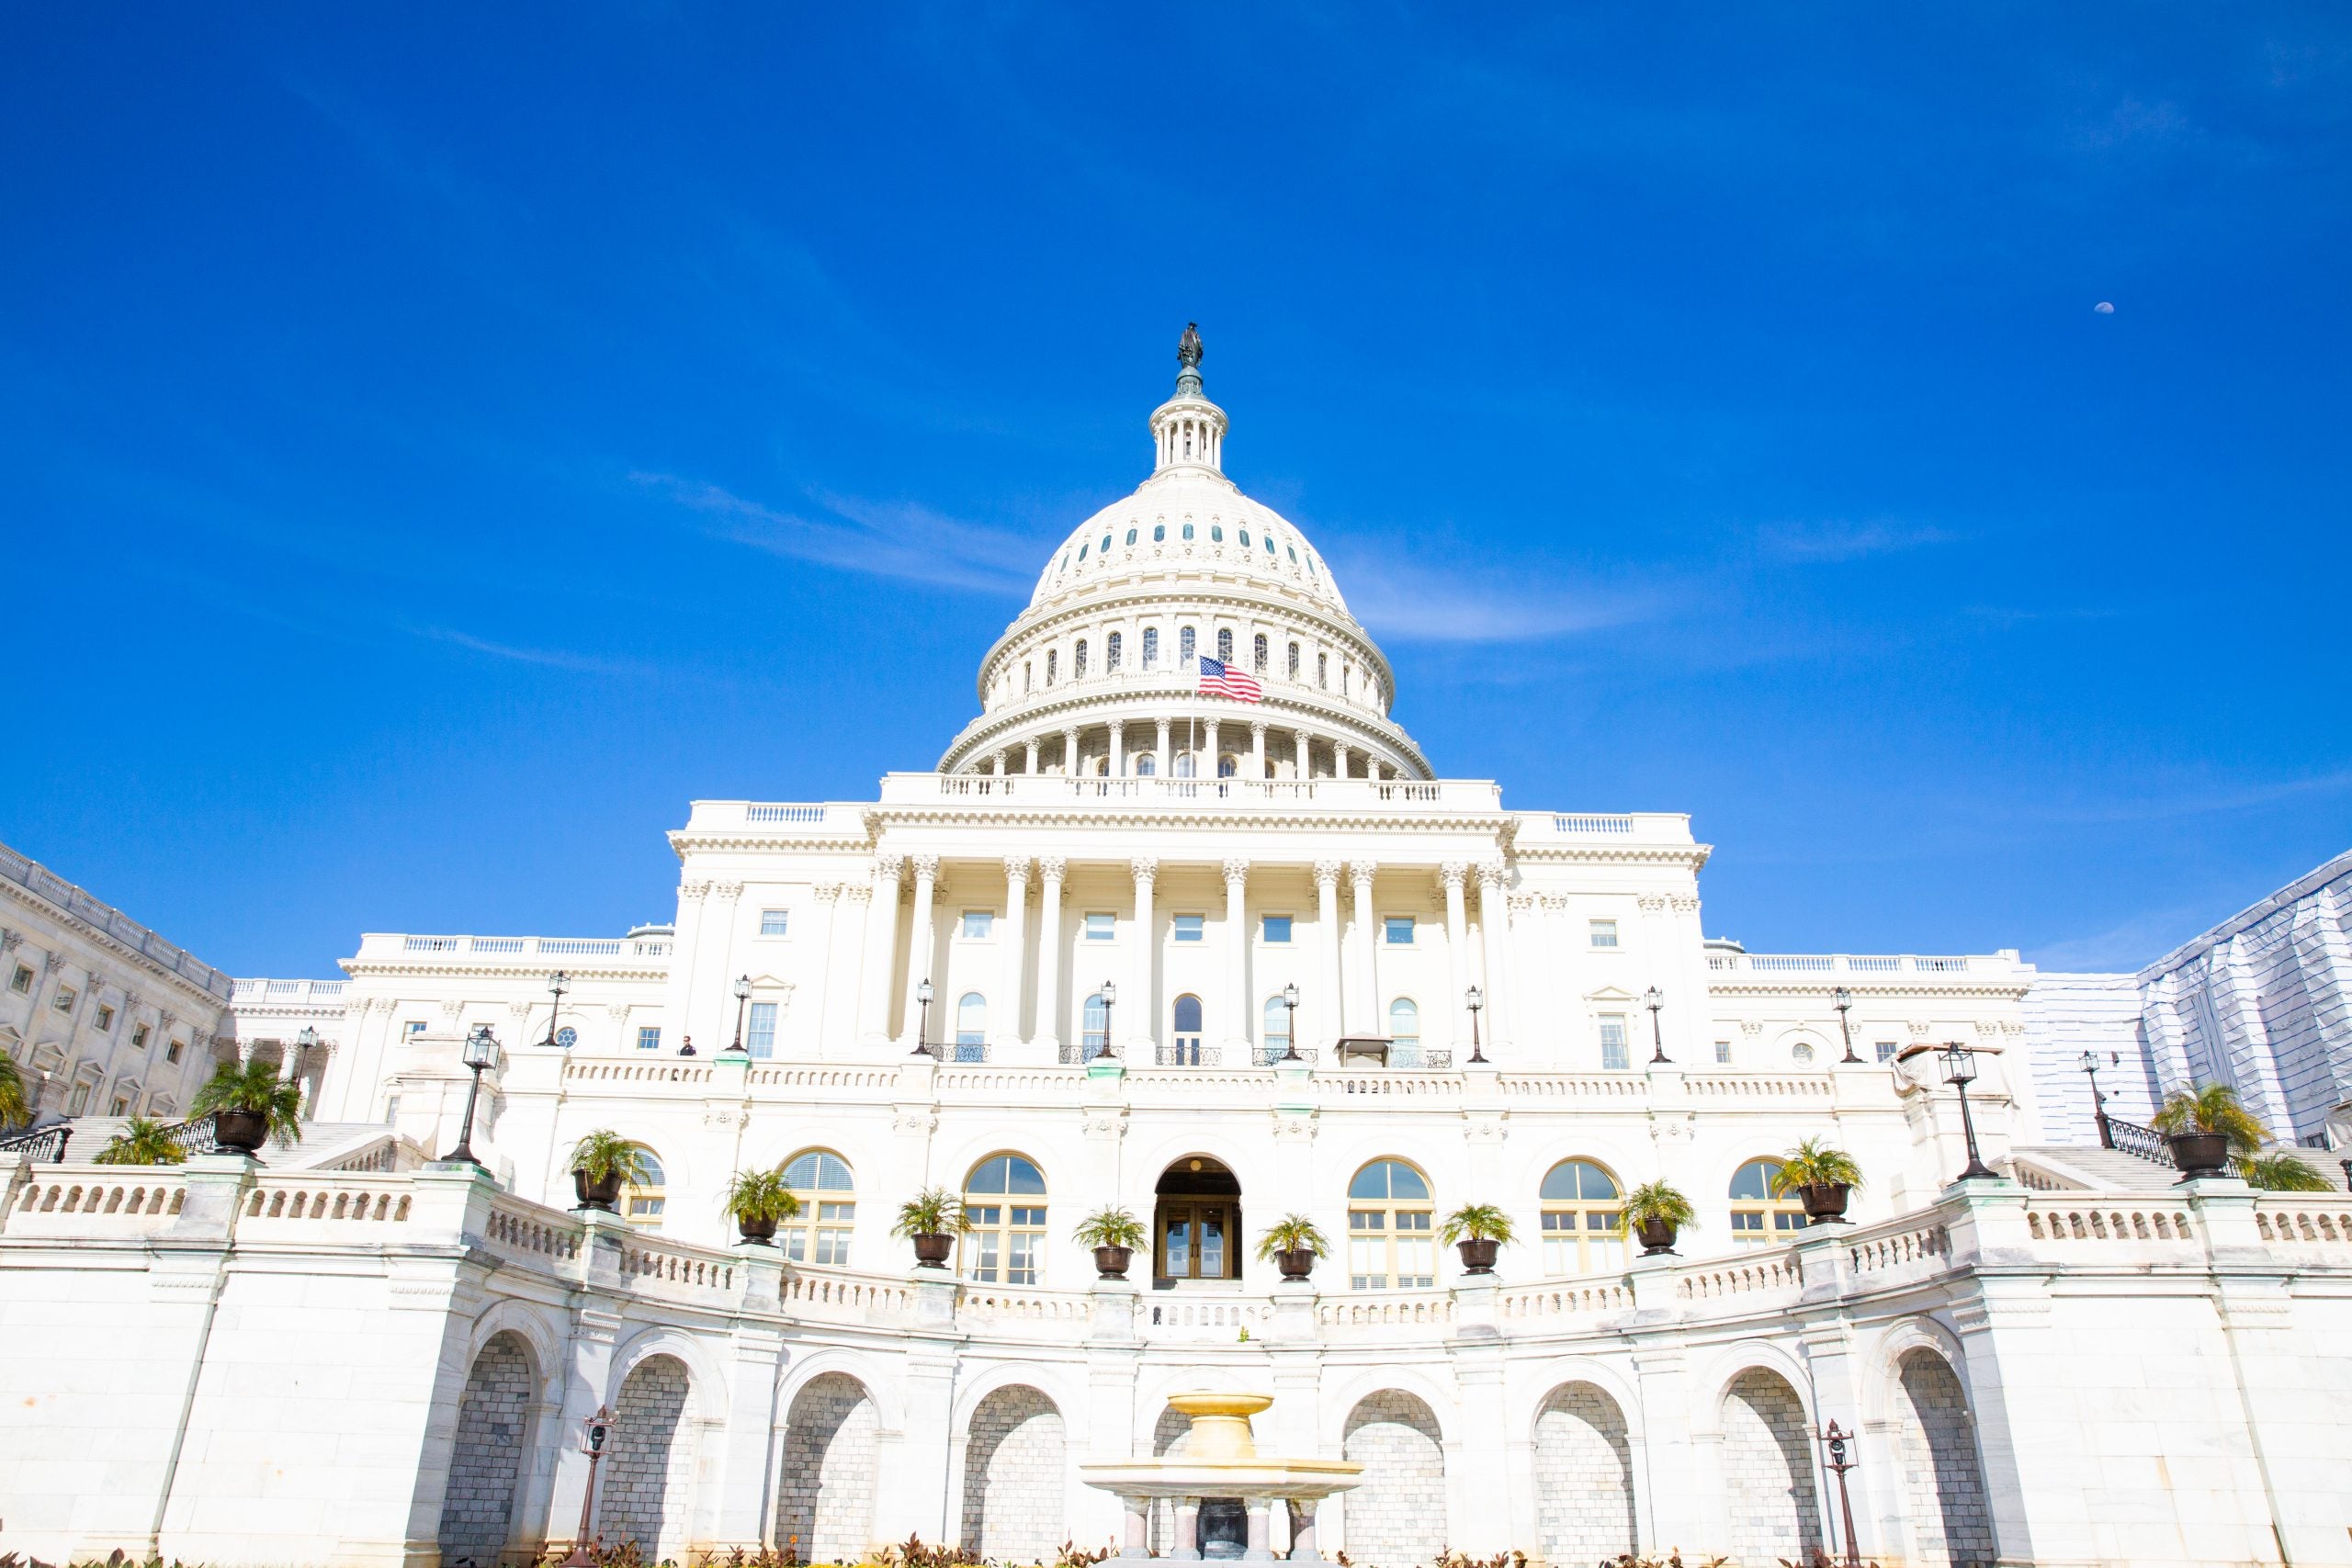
[1210,525,1224,543]
[1238,529,1251,547]
[1153,524,1165,542]
[1253,634,1268,673]
[1107,631,1123,671]
[1060,551,1070,570]
[1079,542,1090,560]
[1100,534,1112,555]
[1287,641,1301,677]
[1286,546,1298,563]
[1046,650,1057,685]
[1182,523,1195,541]
[1216,628,1234,663]
[1180,626,1197,664]
[1264,535,1276,554]
[1125,528,1137,546]
[1143,626,1159,669]
[1075,639,1089,678]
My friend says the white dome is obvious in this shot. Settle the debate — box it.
[1029,470,1351,619]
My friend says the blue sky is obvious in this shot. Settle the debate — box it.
[4,6,2348,978]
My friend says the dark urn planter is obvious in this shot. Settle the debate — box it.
[1273,1247,1317,1280]
[910,1232,955,1269]
[1634,1217,1681,1256]
[210,1109,269,1154]
[737,1214,778,1245]
[1092,1244,1134,1279]
[1797,1182,1853,1224]
[1455,1237,1500,1274]
[2168,1133,2232,1179]
[573,1168,622,1212]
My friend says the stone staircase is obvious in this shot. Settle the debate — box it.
[2011,1142,2347,1193]
[24,1116,416,1171]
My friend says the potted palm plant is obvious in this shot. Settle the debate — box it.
[1622,1180,1696,1256]
[1770,1138,1864,1224]
[569,1130,649,1212]
[723,1168,802,1244]
[1072,1206,1148,1278]
[93,1117,188,1167]
[892,1187,970,1268]
[1254,1214,1331,1280]
[2239,1152,2334,1191]
[1438,1203,1516,1274]
[0,1051,30,1134]
[189,1058,306,1155]
[2150,1083,2267,1179]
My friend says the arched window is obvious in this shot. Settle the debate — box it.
[956,992,987,1055]
[1046,650,1057,686]
[1217,752,1238,778]
[1100,534,1112,554]
[1107,632,1123,671]
[1075,639,1089,679]
[1347,1159,1435,1290]
[1317,652,1329,689]
[1253,633,1269,673]
[1729,1159,1806,1246]
[1210,525,1224,542]
[1079,541,1089,560]
[1388,998,1420,1059]
[1170,994,1204,1066]
[1539,1159,1624,1275]
[1216,627,1235,663]
[963,1155,1047,1283]
[1136,755,1157,777]
[1262,996,1292,1059]
[1286,641,1301,678]
[1239,528,1251,547]
[1023,661,1032,694]
[1143,626,1159,669]
[780,1149,854,1266]
[1180,626,1197,665]
[1125,527,1137,546]
[1153,524,1166,542]
[1265,534,1277,555]
[1174,750,1195,779]
[1081,995,1110,1060]
[1182,522,1194,540]
[623,1147,667,1227]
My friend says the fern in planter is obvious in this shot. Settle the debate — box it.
[723,1168,803,1224]
[1071,1206,1148,1249]
[1623,1181,1697,1230]
[1769,1138,1864,1194]
[2151,1082,2269,1154]
[189,1057,306,1145]
[1436,1203,1517,1246]
[892,1187,973,1238]
[93,1117,189,1167]
[569,1129,650,1184]
[1253,1213,1332,1260]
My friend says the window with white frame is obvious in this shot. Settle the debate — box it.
[1084,912,1114,941]
[1143,626,1159,669]
[780,1149,855,1265]
[1875,1041,1899,1064]
[1347,1159,1434,1290]
[638,1025,662,1052]
[961,910,994,939]
[962,1155,1047,1284]
[1172,914,1204,942]
[1383,915,1415,945]
[52,987,75,1013]
[1261,915,1293,942]
[1262,995,1292,1055]
[1714,1039,1732,1064]
[746,1001,777,1058]
[759,909,789,937]
[1589,919,1619,948]
[956,993,987,1048]
[132,1023,151,1050]
[1600,1014,1631,1070]
[404,1020,427,1037]
[96,1005,115,1032]
[7,964,30,994]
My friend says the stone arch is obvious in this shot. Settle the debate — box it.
[597,1352,697,1562]
[1721,1368,1823,1566]
[960,1384,1066,1562]
[775,1372,880,1564]
[1892,1348,1995,1567]
[437,1331,535,1568]
[1532,1381,1635,1563]
[1340,1390,1446,1568]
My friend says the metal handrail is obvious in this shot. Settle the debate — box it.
[2101,1114,2176,1168]
[0,1122,72,1162]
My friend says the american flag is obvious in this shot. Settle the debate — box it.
[1197,655,1263,703]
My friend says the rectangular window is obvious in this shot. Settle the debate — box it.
[1261,915,1293,943]
[1589,919,1619,949]
[67,1082,90,1116]
[166,1038,184,1064]
[110,1094,130,1117]
[96,1005,115,1032]
[1384,916,1415,945]
[7,964,30,994]
[1714,1039,1732,1064]
[746,1001,777,1059]
[1876,1041,1899,1064]
[404,1020,427,1036]
[961,910,994,939]
[759,908,790,937]
[132,1023,151,1050]
[1600,1015,1630,1070]
[638,1025,662,1052]
[53,987,76,1013]
[1085,912,1115,941]
[1172,914,1204,942]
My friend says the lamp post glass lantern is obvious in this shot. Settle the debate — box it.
[1465,984,1486,1064]
[729,974,752,1055]
[1281,982,1300,1062]
[1645,985,1668,1064]
[440,1025,499,1167]
[543,970,570,1048]
[1098,980,1116,1060]
[2079,1049,2113,1148]
[562,1404,617,1567]
[1818,1419,1864,1568]
[1833,986,1858,1062]
[1941,1042,1998,1181]
[912,978,934,1056]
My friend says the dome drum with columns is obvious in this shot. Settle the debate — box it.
[940,327,1430,783]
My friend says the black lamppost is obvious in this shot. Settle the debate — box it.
[1098,980,1117,1060]
[1833,986,1859,1063]
[1280,982,1300,1062]
[1645,985,1668,1064]
[729,975,752,1054]
[911,978,933,1056]
[562,1405,617,1567]
[543,970,570,1047]
[2080,1049,2114,1149]
[1941,1041,1998,1181]
[1818,1420,1864,1568]
[440,1025,499,1167]
[1465,985,1487,1065]
[2340,1158,2352,1194]
[292,1024,320,1113]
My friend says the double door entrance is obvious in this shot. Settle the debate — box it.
[1153,1156,1243,1282]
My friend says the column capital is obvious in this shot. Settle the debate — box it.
[681,877,713,901]
[910,853,941,882]
[844,883,873,906]
[710,879,745,901]
[1130,856,1159,886]
[1222,857,1250,887]
[812,881,844,903]
[1003,854,1033,884]
[1250,720,1267,739]
[1348,860,1379,888]
[874,853,905,883]
[1038,853,1069,884]
[1312,858,1343,890]
[1476,859,1508,890]
[1155,716,1171,738]
[1440,861,1470,890]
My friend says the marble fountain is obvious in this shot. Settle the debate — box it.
[1080,1392,1363,1561]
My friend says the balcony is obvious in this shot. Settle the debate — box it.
[350,932,675,964]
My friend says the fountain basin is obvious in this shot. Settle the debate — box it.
[1080,1391,1363,1560]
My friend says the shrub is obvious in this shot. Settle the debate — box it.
[891,1187,972,1238]
[1253,1213,1332,1259]
[1437,1202,1516,1246]
[2151,1082,2268,1154]
[1770,1138,1863,1195]
[93,1118,188,1167]
[569,1129,650,1184]
[190,1058,305,1145]
[1070,1206,1148,1249]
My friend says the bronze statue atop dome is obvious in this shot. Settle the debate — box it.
[1178,321,1203,369]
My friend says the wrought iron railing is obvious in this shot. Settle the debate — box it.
[1254,1045,1319,1066]
[1057,1041,1114,1066]
[1155,1043,1222,1067]
[163,1113,220,1156]
[2100,1113,2175,1168]
[912,1042,989,1064]
[0,1122,72,1162]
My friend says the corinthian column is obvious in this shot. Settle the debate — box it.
[1314,859,1343,1055]
[900,854,940,1048]
[1477,861,1511,1052]
[1250,722,1267,781]
[1223,858,1250,1056]
[1441,862,1470,1053]
[1349,861,1379,1037]
[1035,856,1067,1051]
[1000,856,1032,1047]
[1129,857,1159,1053]
[860,856,903,1043]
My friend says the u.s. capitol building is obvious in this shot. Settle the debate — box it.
[3,332,2349,1568]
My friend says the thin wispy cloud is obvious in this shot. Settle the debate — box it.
[1340,557,1663,646]
[2005,769,2352,827]
[2030,907,2204,973]
[636,472,1041,595]
[1756,518,1957,563]
[401,624,648,677]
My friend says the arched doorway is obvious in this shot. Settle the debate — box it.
[1532,1381,1635,1562]
[960,1385,1065,1562]
[1155,1156,1242,1282]
[599,1353,697,1562]
[1892,1348,1995,1566]
[437,1333,535,1568]
[1722,1368,1823,1565]
[1340,1391,1446,1567]
[776,1372,880,1562]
